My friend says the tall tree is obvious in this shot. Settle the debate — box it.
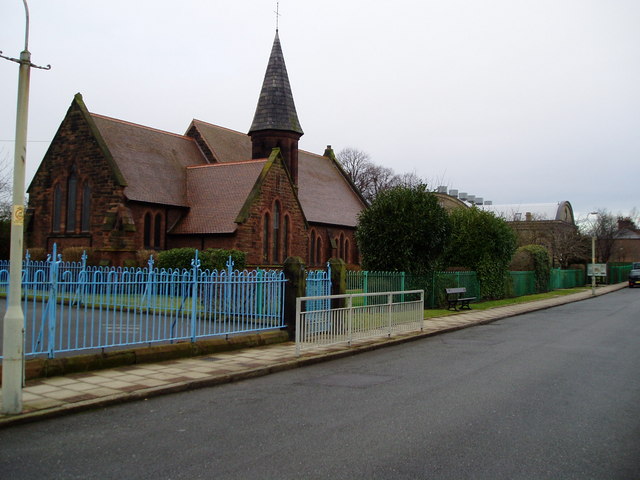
[590,209,618,263]
[355,184,450,274]
[444,207,517,299]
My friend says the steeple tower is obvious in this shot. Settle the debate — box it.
[249,31,303,184]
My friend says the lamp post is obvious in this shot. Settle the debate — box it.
[587,211,598,297]
[0,0,50,414]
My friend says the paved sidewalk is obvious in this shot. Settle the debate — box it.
[0,284,626,428]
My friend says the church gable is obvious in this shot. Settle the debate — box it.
[27,95,129,251]
[233,150,308,265]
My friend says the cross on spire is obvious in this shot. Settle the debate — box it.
[274,1,281,31]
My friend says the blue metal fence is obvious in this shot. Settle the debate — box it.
[1,246,286,359]
[304,265,332,333]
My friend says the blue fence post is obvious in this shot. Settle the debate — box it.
[47,244,61,359]
[190,250,201,342]
[256,269,264,317]
[225,256,234,320]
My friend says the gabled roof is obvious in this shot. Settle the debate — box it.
[90,113,206,207]
[190,119,365,226]
[171,159,268,234]
[187,119,251,163]
[249,31,303,135]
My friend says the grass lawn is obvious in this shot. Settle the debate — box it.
[424,287,590,319]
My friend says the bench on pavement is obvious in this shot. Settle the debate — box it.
[445,287,476,311]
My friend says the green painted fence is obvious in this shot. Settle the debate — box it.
[347,267,590,309]
[608,264,632,284]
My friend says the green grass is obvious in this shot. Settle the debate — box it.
[423,287,589,318]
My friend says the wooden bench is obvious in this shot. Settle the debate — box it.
[445,287,476,311]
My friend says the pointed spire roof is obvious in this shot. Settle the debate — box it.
[249,31,303,135]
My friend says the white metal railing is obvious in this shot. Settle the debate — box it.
[295,290,424,356]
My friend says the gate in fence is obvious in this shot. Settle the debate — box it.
[0,246,286,359]
[304,264,332,333]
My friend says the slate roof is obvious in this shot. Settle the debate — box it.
[188,119,251,163]
[191,121,364,227]
[171,160,268,234]
[91,114,206,207]
[249,31,303,135]
[298,150,364,227]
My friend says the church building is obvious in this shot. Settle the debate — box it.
[26,32,367,267]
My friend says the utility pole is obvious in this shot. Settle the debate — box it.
[0,0,50,414]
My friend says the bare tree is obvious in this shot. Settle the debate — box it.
[548,228,590,268]
[336,147,373,195]
[394,171,424,189]
[589,209,618,263]
[337,147,428,203]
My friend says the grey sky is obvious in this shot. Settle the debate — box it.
[1,0,639,221]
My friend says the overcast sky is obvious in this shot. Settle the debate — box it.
[1,0,639,221]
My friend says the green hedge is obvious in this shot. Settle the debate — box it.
[156,248,246,271]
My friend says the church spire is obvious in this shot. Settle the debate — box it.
[249,31,303,184]
[249,31,303,135]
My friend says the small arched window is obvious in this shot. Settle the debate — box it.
[66,168,78,232]
[344,238,350,264]
[263,212,270,263]
[310,230,316,265]
[52,184,63,232]
[273,201,281,263]
[143,213,152,249]
[316,234,322,266]
[154,213,162,249]
[81,183,91,232]
[283,215,290,260]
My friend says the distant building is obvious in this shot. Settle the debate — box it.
[608,218,640,262]
[26,32,367,267]
[480,202,578,266]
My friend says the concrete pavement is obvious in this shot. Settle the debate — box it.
[0,283,627,428]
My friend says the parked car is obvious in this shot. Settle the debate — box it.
[629,262,640,288]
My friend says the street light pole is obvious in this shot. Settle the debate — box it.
[587,211,598,297]
[1,0,50,414]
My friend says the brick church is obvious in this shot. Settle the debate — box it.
[26,32,367,267]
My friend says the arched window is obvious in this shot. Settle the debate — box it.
[344,238,350,264]
[263,212,270,263]
[154,213,162,249]
[143,213,152,249]
[339,233,345,259]
[283,215,290,260]
[52,184,62,232]
[81,183,91,232]
[273,201,281,263]
[310,230,316,265]
[316,234,322,266]
[66,168,78,232]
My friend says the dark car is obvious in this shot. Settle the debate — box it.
[629,262,640,288]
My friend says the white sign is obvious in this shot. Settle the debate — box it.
[588,263,607,277]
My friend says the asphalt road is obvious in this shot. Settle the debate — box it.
[1,289,639,479]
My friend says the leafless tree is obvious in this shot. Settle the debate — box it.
[588,209,618,263]
[337,147,428,203]
[393,171,424,189]
[548,228,590,268]
[336,147,373,195]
